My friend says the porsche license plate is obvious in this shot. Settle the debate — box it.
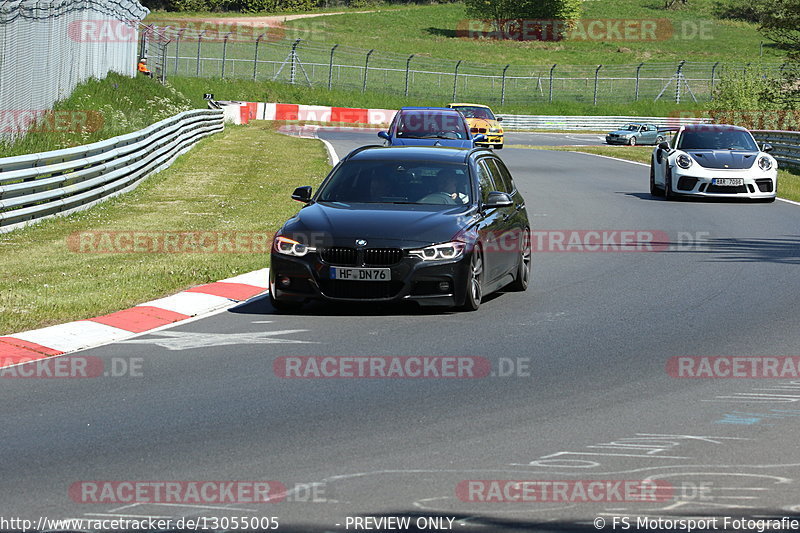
[712,178,744,186]
[330,267,390,281]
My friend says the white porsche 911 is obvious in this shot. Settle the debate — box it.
[650,124,777,202]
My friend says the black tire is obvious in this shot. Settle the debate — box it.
[650,160,664,197]
[495,144,503,150]
[506,229,531,292]
[656,135,665,145]
[269,291,303,313]
[664,168,675,200]
[628,137,637,146]
[461,247,483,311]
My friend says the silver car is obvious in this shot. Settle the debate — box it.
[606,123,666,146]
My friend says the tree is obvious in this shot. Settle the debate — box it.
[464,0,582,40]
[757,0,800,61]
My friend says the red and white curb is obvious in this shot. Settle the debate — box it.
[220,101,396,126]
[0,269,269,368]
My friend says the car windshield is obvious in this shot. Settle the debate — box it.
[452,106,496,120]
[395,111,468,139]
[317,160,472,205]
[677,129,758,151]
[624,124,640,131]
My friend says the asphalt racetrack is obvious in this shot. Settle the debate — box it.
[2,131,800,532]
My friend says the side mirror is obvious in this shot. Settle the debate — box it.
[483,191,513,209]
[291,186,312,203]
[762,143,773,153]
[658,141,671,151]
[378,131,391,141]
[473,134,487,143]
[497,117,503,122]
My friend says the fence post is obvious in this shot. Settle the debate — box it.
[290,38,301,85]
[548,64,556,103]
[593,64,602,106]
[253,33,265,80]
[635,62,644,101]
[138,24,151,61]
[196,30,207,76]
[500,64,510,105]
[675,60,685,104]
[174,28,185,76]
[404,54,415,97]
[160,39,170,83]
[452,60,462,101]
[710,61,719,98]
[363,49,374,93]
[328,44,339,90]
[221,32,232,78]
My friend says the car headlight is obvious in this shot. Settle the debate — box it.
[676,154,693,169]
[274,236,316,257]
[409,241,466,261]
[489,128,501,133]
[758,156,773,171]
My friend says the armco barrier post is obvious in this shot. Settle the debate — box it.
[593,65,602,106]
[196,30,207,76]
[254,34,265,80]
[453,60,462,101]
[501,64,510,105]
[405,54,415,97]
[635,62,644,101]
[329,44,339,90]
[222,32,233,78]
[363,49,374,93]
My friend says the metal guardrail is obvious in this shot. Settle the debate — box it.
[497,115,712,131]
[0,109,224,232]
[752,131,800,171]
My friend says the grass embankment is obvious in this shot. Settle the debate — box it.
[0,73,193,157]
[0,121,329,335]
[513,144,800,203]
[169,76,706,117]
[279,1,779,64]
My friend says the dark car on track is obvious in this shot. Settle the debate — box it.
[269,145,530,312]
[378,107,487,148]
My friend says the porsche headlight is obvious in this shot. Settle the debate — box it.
[274,236,316,257]
[409,241,465,261]
[676,154,693,169]
[758,156,773,171]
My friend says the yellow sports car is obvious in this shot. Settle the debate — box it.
[447,103,504,149]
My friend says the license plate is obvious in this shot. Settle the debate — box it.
[330,267,390,281]
[712,178,744,186]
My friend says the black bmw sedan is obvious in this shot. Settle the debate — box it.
[269,145,530,311]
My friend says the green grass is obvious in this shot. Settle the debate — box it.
[279,1,783,65]
[0,121,329,335]
[169,75,707,116]
[0,73,193,157]
[516,144,800,202]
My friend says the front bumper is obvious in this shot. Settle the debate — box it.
[270,251,472,307]
[606,136,632,145]
[476,135,504,147]
[668,165,777,199]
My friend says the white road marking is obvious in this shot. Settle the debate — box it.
[120,329,314,350]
